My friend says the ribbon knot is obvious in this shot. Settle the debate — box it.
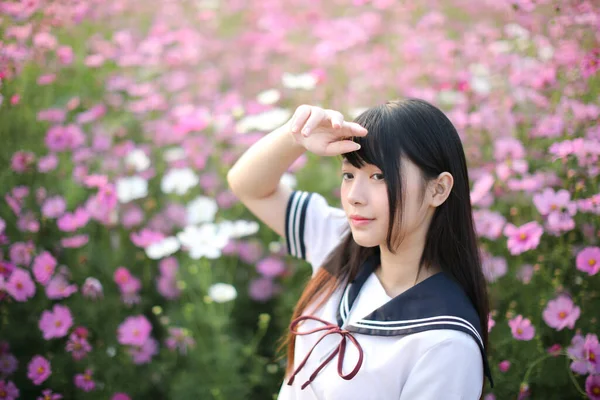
[287,315,364,390]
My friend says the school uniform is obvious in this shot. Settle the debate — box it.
[278,191,493,400]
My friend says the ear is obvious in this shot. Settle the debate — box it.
[428,172,454,208]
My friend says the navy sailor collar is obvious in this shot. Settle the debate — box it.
[335,250,494,388]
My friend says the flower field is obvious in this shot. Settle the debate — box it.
[0,0,599,399]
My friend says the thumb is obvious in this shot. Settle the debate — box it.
[325,140,361,155]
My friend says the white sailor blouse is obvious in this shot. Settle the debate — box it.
[278,191,493,400]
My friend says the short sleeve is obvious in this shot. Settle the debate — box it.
[284,191,350,275]
[399,333,483,400]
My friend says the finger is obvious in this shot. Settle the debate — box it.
[326,110,344,129]
[301,108,325,137]
[290,105,312,134]
[343,121,368,136]
[325,139,361,156]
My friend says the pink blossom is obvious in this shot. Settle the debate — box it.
[0,380,19,399]
[74,369,95,392]
[256,256,286,278]
[45,125,85,152]
[571,334,600,374]
[488,314,495,333]
[156,275,180,300]
[38,154,59,172]
[530,115,565,138]
[111,393,131,400]
[27,355,51,385]
[122,205,144,228]
[481,253,507,283]
[581,49,600,79]
[37,389,63,399]
[82,277,103,300]
[503,221,543,255]
[248,277,280,302]
[45,275,78,300]
[576,247,600,276]
[237,241,263,264]
[61,235,89,248]
[165,327,195,355]
[17,212,39,233]
[41,196,66,218]
[33,32,57,50]
[11,151,35,173]
[498,360,511,372]
[130,229,165,248]
[37,108,66,123]
[117,315,152,346]
[159,257,178,277]
[0,353,18,376]
[32,251,57,285]
[586,374,600,400]
[542,295,580,331]
[37,74,56,85]
[508,315,535,341]
[128,337,158,364]
[39,304,73,340]
[113,267,133,286]
[57,46,74,65]
[6,268,36,302]
[57,208,90,232]
[66,333,92,361]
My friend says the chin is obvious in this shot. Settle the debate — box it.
[351,233,382,248]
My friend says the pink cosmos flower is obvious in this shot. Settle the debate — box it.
[130,229,165,248]
[32,251,57,286]
[568,333,600,375]
[61,235,89,248]
[503,221,543,255]
[66,333,92,361]
[542,295,580,331]
[82,277,103,300]
[17,212,39,233]
[111,393,131,400]
[6,268,36,302]
[156,275,180,300]
[248,277,280,302]
[0,380,19,399]
[39,304,73,340]
[586,374,600,400]
[0,261,14,278]
[165,327,195,355]
[27,355,51,385]
[37,74,56,85]
[0,353,18,376]
[128,337,158,364]
[57,208,90,232]
[38,154,59,173]
[74,369,95,392]
[576,247,600,276]
[45,275,78,300]
[488,314,495,333]
[11,151,36,173]
[9,241,34,266]
[57,46,74,65]
[498,360,511,372]
[117,315,152,346]
[37,108,66,123]
[37,389,63,399]
[581,48,600,79]
[41,196,66,219]
[533,189,575,216]
[256,256,286,278]
[121,205,144,229]
[481,253,507,283]
[237,241,263,264]
[508,315,535,341]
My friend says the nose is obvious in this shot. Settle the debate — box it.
[346,179,367,206]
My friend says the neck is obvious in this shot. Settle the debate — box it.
[375,230,440,298]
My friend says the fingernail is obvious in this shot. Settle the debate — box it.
[354,143,361,150]
[291,125,298,133]
[301,128,309,136]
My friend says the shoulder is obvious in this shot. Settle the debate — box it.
[405,329,482,360]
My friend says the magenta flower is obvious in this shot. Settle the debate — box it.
[481,253,507,283]
[586,374,600,400]
[32,251,57,286]
[0,380,19,399]
[256,256,286,278]
[488,314,495,333]
[503,221,543,255]
[0,353,18,376]
[37,389,63,399]
[473,209,506,240]
[27,355,51,385]
[45,275,78,300]
[41,196,66,218]
[498,360,511,373]
[0,261,14,279]
[130,229,165,248]
[39,304,73,340]
[60,235,89,248]
[111,393,131,400]
[11,151,36,173]
[5,268,36,302]
[581,48,600,79]
[542,295,580,331]
[576,247,600,276]
[74,369,95,392]
[248,277,280,302]
[9,241,34,266]
[56,207,90,232]
[533,188,575,215]
[165,327,195,355]
[128,337,159,364]
[156,275,180,300]
[66,333,92,361]
[568,333,600,375]
[508,315,535,341]
[117,315,152,346]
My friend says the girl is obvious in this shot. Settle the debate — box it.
[227,99,493,399]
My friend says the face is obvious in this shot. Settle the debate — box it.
[340,157,433,249]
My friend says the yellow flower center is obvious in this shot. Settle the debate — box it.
[55,320,62,328]
[517,328,523,334]
[38,366,45,374]
[558,311,567,319]
[589,258,597,266]
[519,233,527,240]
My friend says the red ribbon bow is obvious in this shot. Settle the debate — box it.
[287,315,364,390]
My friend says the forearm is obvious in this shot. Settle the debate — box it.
[226,123,306,199]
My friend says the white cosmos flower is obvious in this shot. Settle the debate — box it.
[125,149,151,172]
[217,220,259,239]
[177,224,229,259]
[161,168,199,195]
[163,147,186,163]
[256,89,281,105]
[236,108,292,133]
[282,72,317,90]
[187,196,218,224]
[208,283,237,303]
[146,237,181,260]
[116,176,148,203]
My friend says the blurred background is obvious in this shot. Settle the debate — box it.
[1,0,599,399]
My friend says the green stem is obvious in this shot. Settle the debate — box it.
[565,354,588,398]
[522,351,587,398]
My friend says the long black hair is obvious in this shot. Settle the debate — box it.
[282,98,489,385]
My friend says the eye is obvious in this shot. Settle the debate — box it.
[341,172,353,180]
[372,173,385,181]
